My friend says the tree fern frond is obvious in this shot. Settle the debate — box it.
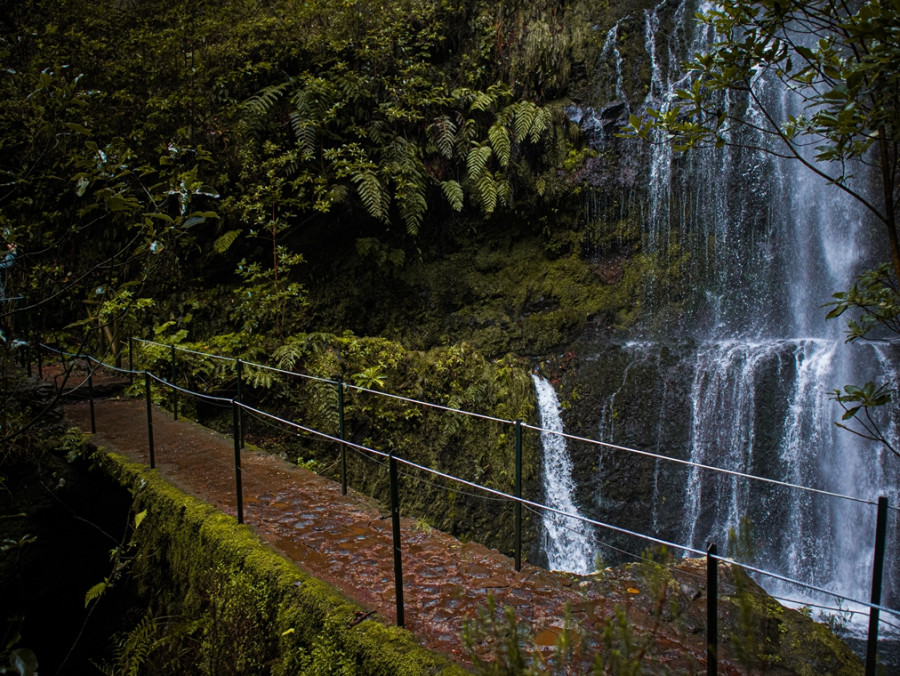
[388,139,427,235]
[531,106,553,143]
[274,340,307,370]
[456,118,477,156]
[440,180,464,211]
[292,117,317,155]
[476,172,497,215]
[213,230,241,254]
[243,79,294,115]
[470,90,495,112]
[428,116,457,159]
[351,170,389,222]
[291,88,311,116]
[512,102,537,141]
[397,180,427,235]
[488,122,511,167]
[330,183,349,204]
[466,144,492,181]
[368,119,390,145]
[496,176,512,206]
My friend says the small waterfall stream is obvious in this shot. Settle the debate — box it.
[532,374,595,574]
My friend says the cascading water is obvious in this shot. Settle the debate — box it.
[567,0,899,633]
[532,374,595,574]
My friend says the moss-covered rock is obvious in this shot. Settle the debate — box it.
[89,448,464,675]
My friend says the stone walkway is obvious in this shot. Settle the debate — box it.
[63,396,740,673]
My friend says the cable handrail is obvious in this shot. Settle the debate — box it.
[126,337,891,510]
[222,398,900,620]
[137,337,514,422]
[40,342,900,624]
[520,422,881,507]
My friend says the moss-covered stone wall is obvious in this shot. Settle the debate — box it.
[89,447,465,675]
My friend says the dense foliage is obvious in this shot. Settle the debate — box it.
[0,0,624,351]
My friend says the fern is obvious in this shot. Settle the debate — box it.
[397,179,428,235]
[351,170,389,222]
[496,176,512,207]
[243,79,294,116]
[213,230,241,254]
[440,180,464,212]
[469,90,495,112]
[388,139,428,235]
[117,613,158,676]
[290,114,318,156]
[85,579,107,607]
[428,115,456,159]
[488,122,511,167]
[455,117,477,157]
[531,106,553,143]
[476,172,497,216]
[512,101,536,141]
[466,144,492,181]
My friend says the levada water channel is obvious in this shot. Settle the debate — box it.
[532,0,899,648]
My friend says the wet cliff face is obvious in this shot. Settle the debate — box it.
[536,0,900,632]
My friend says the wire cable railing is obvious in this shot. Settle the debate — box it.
[35,338,900,671]
[134,336,894,511]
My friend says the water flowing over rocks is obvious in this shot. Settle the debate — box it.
[548,0,900,650]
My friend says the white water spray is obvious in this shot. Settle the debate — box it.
[532,374,594,574]
[574,0,899,627]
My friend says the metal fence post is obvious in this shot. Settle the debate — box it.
[865,496,889,676]
[338,377,347,495]
[707,542,718,676]
[236,359,245,449]
[170,344,178,421]
[88,371,96,434]
[515,420,522,572]
[389,451,405,627]
[233,400,244,524]
[144,371,155,469]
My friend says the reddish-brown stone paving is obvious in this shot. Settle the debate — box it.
[63,392,750,674]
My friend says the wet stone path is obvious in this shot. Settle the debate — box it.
[65,397,726,672]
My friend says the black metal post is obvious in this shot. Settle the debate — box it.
[389,452,404,627]
[236,359,245,449]
[22,303,31,376]
[170,344,177,421]
[865,496,889,676]
[515,420,522,572]
[144,371,155,469]
[232,400,244,525]
[88,372,96,434]
[707,543,718,676]
[338,378,347,495]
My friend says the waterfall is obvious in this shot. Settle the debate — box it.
[575,0,899,630]
[532,374,595,574]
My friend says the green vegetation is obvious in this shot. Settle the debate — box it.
[0,0,661,360]
[88,447,463,675]
[133,331,540,554]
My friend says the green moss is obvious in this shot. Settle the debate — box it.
[722,567,862,675]
[89,448,464,675]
